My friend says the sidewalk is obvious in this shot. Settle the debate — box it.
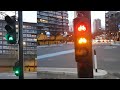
[0,72,37,79]
[37,67,119,79]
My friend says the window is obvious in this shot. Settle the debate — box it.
[23,50,27,54]
[0,32,2,35]
[0,37,2,40]
[23,30,27,33]
[27,26,32,29]
[27,51,34,54]
[3,50,6,54]
[0,50,2,54]
[23,47,26,50]
[3,41,7,44]
[23,25,26,29]
[0,23,2,26]
[3,46,9,49]
[31,35,36,38]
[23,38,27,41]
[0,45,2,49]
[27,34,31,37]
[0,41,2,44]
[23,34,26,37]
[0,27,2,30]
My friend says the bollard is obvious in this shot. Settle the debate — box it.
[94,49,98,72]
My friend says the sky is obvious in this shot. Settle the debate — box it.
[68,11,105,32]
[0,11,37,23]
[0,11,105,32]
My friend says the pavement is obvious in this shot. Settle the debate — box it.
[0,72,37,79]
[37,67,120,79]
[0,67,119,79]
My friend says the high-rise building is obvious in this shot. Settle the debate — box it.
[93,19,101,32]
[74,11,77,18]
[0,20,37,66]
[105,11,120,32]
[105,11,120,40]
[37,11,69,36]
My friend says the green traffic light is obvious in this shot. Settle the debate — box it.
[14,69,20,76]
[15,70,19,74]
[9,36,14,41]
[5,33,16,44]
[5,33,9,40]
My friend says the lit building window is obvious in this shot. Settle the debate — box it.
[56,16,62,19]
[37,19,48,23]
[0,32,2,35]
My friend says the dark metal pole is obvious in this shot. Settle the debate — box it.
[76,11,93,78]
[18,11,24,79]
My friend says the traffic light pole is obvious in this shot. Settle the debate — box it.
[74,11,93,78]
[18,11,24,79]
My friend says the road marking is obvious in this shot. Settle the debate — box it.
[104,46,117,49]
[104,46,113,49]
[37,49,74,60]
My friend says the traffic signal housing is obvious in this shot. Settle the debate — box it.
[73,13,93,78]
[13,61,20,76]
[4,15,16,44]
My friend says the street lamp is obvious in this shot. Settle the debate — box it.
[46,31,50,45]
[23,42,26,46]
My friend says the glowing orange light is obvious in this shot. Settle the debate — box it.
[78,25,86,31]
[78,38,87,44]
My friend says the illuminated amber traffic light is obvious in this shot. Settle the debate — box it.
[78,38,87,44]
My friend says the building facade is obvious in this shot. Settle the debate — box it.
[37,11,69,42]
[0,20,37,66]
[93,19,101,33]
[105,11,120,40]
[105,11,120,32]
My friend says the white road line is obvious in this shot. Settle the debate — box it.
[37,49,74,60]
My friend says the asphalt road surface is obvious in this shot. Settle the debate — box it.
[37,43,120,74]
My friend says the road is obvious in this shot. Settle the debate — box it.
[37,43,120,74]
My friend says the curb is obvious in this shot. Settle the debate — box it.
[37,67,115,79]
[0,72,37,79]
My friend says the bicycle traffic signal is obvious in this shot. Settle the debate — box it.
[73,11,93,78]
[13,61,20,76]
[4,15,16,44]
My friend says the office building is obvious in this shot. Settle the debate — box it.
[93,19,101,32]
[37,11,69,44]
